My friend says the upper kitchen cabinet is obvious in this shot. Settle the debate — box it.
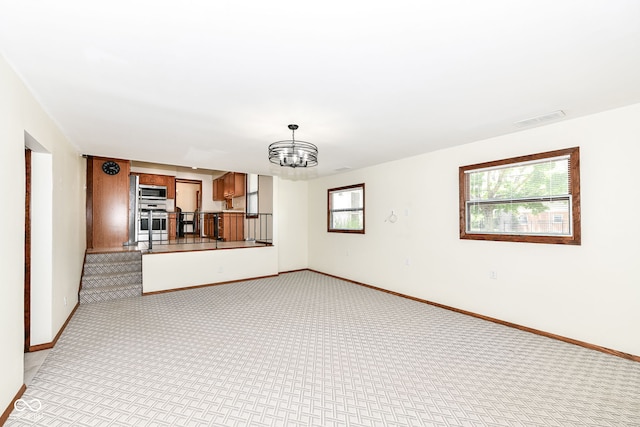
[166,176,176,199]
[213,177,225,201]
[86,156,131,249]
[214,172,245,200]
[136,173,164,186]
[232,173,246,197]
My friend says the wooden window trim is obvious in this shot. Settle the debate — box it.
[459,147,581,245]
[327,183,365,234]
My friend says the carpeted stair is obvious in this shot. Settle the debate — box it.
[79,251,142,303]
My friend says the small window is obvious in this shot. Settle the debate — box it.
[459,147,580,245]
[328,184,365,233]
[246,174,258,218]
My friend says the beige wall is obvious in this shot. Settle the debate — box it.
[0,55,86,412]
[258,175,273,214]
[142,246,279,293]
[176,181,199,212]
[277,178,309,272]
[308,103,640,357]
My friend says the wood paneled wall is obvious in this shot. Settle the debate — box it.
[86,156,130,249]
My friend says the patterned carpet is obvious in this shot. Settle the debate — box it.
[8,271,640,426]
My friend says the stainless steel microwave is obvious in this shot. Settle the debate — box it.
[139,184,167,200]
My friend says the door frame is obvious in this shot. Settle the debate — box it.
[175,178,203,211]
[175,178,202,234]
[24,149,31,351]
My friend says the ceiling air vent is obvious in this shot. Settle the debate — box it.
[514,110,566,128]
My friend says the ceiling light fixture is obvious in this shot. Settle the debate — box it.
[268,124,318,168]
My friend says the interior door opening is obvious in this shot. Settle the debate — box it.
[176,179,202,235]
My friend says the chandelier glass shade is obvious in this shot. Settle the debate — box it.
[268,124,318,168]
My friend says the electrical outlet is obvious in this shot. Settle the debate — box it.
[218,266,224,273]
[489,271,498,280]
[405,258,411,266]
[64,296,67,306]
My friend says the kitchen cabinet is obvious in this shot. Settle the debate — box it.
[214,172,246,200]
[232,173,246,197]
[166,176,176,199]
[213,178,225,201]
[219,212,244,242]
[168,212,178,240]
[86,156,131,249]
[137,173,164,186]
[202,213,218,238]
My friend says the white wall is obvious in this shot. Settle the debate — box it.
[143,247,278,293]
[0,54,26,413]
[308,103,640,357]
[0,54,85,412]
[258,175,274,213]
[277,178,309,272]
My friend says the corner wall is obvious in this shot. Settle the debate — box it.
[277,178,308,272]
[0,53,86,413]
[308,103,640,357]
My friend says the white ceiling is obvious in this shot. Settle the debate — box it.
[1,1,640,179]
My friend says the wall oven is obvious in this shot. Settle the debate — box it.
[138,199,168,242]
[139,184,168,200]
[138,210,168,241]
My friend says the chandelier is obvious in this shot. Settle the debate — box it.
[268,124,318,168]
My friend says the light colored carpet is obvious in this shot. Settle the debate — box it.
[8,271,640,426]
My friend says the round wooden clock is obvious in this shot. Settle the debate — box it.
[101,160,121,175]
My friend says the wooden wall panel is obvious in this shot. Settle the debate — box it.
[87,156,130,249]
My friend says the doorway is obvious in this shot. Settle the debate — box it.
[176,179,202,234]
[24,132,53,350]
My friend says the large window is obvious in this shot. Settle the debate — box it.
[246,173,258,218]
[328,184,365,233]
[459,147,580,245]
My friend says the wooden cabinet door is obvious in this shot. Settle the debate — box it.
[213,178,225,201]
[214,172,246,201]
[222,213,244,241]
[223,173,233,198]
[166,176,176,199]
[138,173,157,185]
[168,212,177,240]
[232,213,245,241]
[233,173,246,197]
[203,213,217,237]
[203,214,210,236]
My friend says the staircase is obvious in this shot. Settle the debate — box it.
[79,251,143,304]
